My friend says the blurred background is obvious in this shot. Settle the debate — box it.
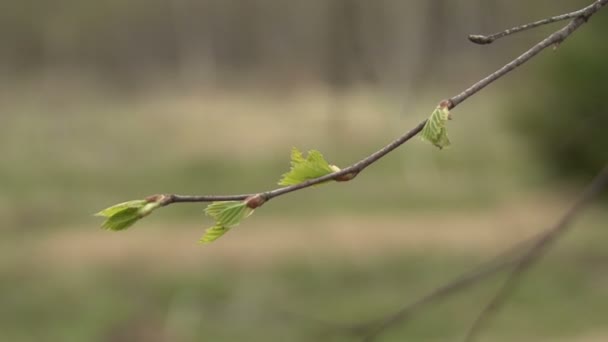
[1,0,607,341]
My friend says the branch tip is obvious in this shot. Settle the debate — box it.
[468,34,493,45]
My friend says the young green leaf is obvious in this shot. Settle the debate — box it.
[421,104,451,149]
[205,201,254,226]
[278,147,339,186]
[96,200,147,217]
[100,207,141,231]
[201,201,255,243]
[200,225,229,243]
[95,199,161,231]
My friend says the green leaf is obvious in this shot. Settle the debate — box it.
[201,201,255,243]
[101,209,140,231]
[200,225,229,243]
[421,105,451,149]
[278,147,339,186]
[95,200,147,217]
[96,199,161,231]
[204,201,253,227]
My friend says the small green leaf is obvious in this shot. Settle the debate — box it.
[201,201,255,243]
[95,200,147,217]
[102,210,140,231]
[200,225,229,243]
[96,199,161,231]
[278,147,338,186]
[421,105,451,149]
[204,201,253,227]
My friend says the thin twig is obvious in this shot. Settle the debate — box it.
[462,164,608,342]
[358,164,608,342]
[451,0,607,107]
[468,5,592,45]
[157,0,607,209]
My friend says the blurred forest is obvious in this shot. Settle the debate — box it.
[1,1,607,341]
[0,0,584,88]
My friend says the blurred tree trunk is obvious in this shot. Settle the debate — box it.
[168,0,218,88]
[324,0,370,150]
[411,0,448,91]
[325,0,356,91]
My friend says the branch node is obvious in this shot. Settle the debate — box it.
[335,171,359,182]
[245,193,267,209]
[146,194,172,206]
[439,99,454,113]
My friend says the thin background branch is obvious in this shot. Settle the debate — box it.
[357,164,608,341]
[462,164,608,341]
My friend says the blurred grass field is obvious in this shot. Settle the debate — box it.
[1,81,607,341]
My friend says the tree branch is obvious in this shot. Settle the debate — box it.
[157,0,607,209]
[468,2,600,45]
[98,0,608,338]
[357,164,608,341]
[451,0,607,107]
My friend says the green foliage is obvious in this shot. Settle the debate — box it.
[202,147,340,243]
[278,147,339,186]
[200,225,230,243]
[95,200,160,231]
[421,105,451,149]
[96,200,147,217]
[511,17,608,183]
[201,201,254,243]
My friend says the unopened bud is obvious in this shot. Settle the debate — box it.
[245,194,266,209]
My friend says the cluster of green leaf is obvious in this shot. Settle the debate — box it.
[200,148,340,243]
[96,148,344,243]
[97,115,453,243]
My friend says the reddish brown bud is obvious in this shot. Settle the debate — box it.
[145,194,163,203]
[245,194,266,209]
[439,99,453,110]
[335,172,358,182]
[145,194,172,206]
